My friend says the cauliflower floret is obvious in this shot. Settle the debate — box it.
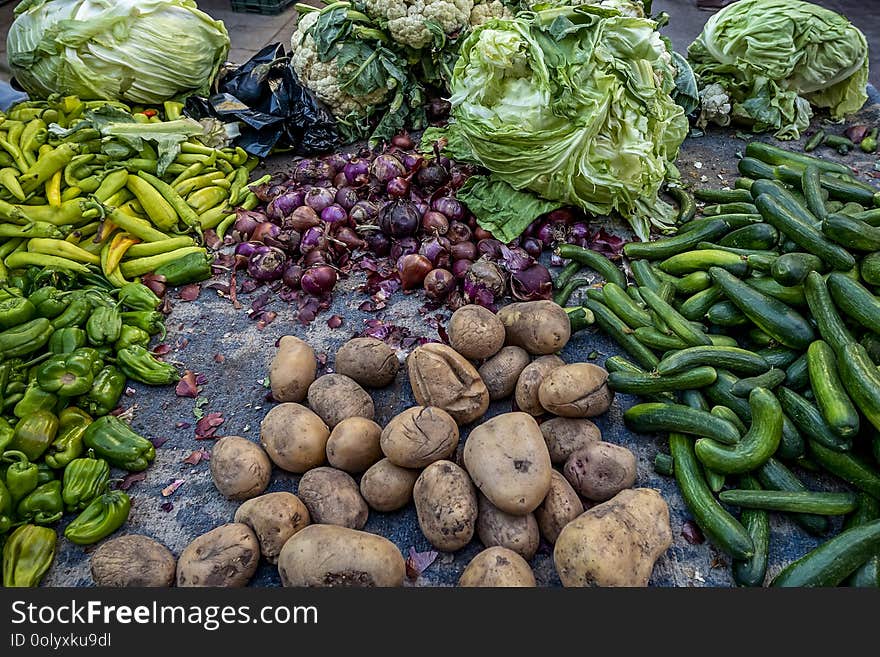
[290,11,391,119]
[364,0,474,50]
[696,83,732,129]
[470,1,513,26]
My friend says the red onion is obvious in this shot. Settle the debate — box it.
[302,249,327,267]
[251,222,280,243]
[323,152,349,173]
[305,187,335,212]
[266,191,303,221]
[335,186,359,210]
[233,210,264,237]
[569,222,590,241]
[321,204,348,224]
[422,211,449,235]
[282,263,303,289]
[300,226,326,253]
[522,237,542,258]
[424,268,454,300]
[535,220,555,246]
[247,245,286,281]
[141,273,166,298]
[370,154,406,183]
[333,172,348,188]
[419,236,450,268]
[451,258,472,279]
[364,230,390,256]
[398,254,432,290]
[447,221,471,244]
[234,241,261,258]
[294,159,334,185]
[845,125,869,143]
[350,200,379,225]
[344,158,370,185]
[477,238,503,259]
[432,197,464,222]
[386,177,410,197]
[473,227,493,241]
[511,264,552,301]
[416,163,449,190]
[379,200,420,238]
[289,206,320,231]
[450,241,477,261]
[301,265,337,296]
[392,133,414,149]
[402,152,422,170]
[548,208,575,224]
[334,226,366,250]
[467,258,507,296]
[390,237,419,261]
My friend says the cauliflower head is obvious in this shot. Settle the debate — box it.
[364,0,474,49]
[290,11,391,119]
[470,1,513,26]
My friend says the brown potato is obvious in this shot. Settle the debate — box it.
[476,493,539,560]
[278,524,405,587]
[540,417,602,465]
[458,547,536,587]
[407,343,489,425]
[307,374,374,428]
[176,523,259,587]
[463,412,552,516]
[380,406,459,468]
[297,467,368,529]
[538,363,613,417]
[535,470,583,544]
[447,304,505,360]
[269,336,316,403]
[413,460,477,552]
[335,337,399,388]
[90,535,175,587]
[554,488,672,587]
[326,417,383,473]
[515,355,565,416]
[478,346,530,401]
[210,436,271,501]
[260,403,329,473]
[234,492,311,564]
[564,442,637,502]
[497,300,571,355]
[360,459,420,512]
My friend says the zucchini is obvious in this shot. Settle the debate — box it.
[679,285,724,321]
[706,301,749,327]
[623,402,742,444]
[756,458,829,535]
[732,475,770,587]
[745,141,852,176]
[745,277,806,307]
[861,252,880,286]
[809,438,880,499]
[844,494,880,588]
[823,213,880,251]
[771,252,825,286]
[657,346,769,376]
[638,286,712,347]
[731,368,786,397]
[772,519,880,587]
[719,490,858,515]
[807,340,860,439]
[838,343,880,432]
[670,433,754,560]
[659,249,749,277]
[694,188,754,204]
[757,346,800,369]
[777,387,853,452]
[718,223,779,250]
[623,218,728,260]
[751,178,821,228]
[584,299,659,370]
[704,202,758,216]
[710,267,815,350]
[803,271,855,352]
[694,387,782,474]
[826,272,880,337]
[607,367,717,395]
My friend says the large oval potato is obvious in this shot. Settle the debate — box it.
[538,363,613,417]
[478,346,530,401]
[360,458,420,512]
[210,436,271,501]
[269,335,316,403]
[564,442,637,502]
[535,470,583,544]
[447,305,505,360]
[463,412,552,516]
[90,535,175,587]
[260,403,329,473]
[413,460,478,552]
[498,301,571,355]
[234,492,311,564]
[176,523,259,587]
[515,355,564,416]
[297,467,369,529]
[326,417,383,473]
[540,417,602,465]
[278,524,405,587]
[459,547,536,587]
[476,493,539,561]
[407,343,489,425]
[335,337,399,388]
[307,374,374,428]
[380,406,459,468]
[554,488,672,587]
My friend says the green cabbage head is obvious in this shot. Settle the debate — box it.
[447,6,688,240]
[7,0,229,105]
[688,0,868,139]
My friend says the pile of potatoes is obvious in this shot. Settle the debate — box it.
[89,301,672,587]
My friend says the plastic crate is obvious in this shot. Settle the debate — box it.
[230,0,296,15]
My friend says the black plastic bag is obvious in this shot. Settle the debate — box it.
[186,43,338,158]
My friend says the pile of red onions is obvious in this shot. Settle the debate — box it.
[226,136,585,321]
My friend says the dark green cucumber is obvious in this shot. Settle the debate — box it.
[601,283,652,329]
[638,286,712,347]
[751,179,821,228]
[633,327,688,351]
[772,519,880,587]
[732,475,770,587]
[584,299,659,370]
[554,261,582,291]
[710,267,815,349]
[630,259,661,291]
[679,285,724,321]
[654,452,674,476]
[738,157,777,180]
[809,438,880,499]
[826,272,880,336]
[710,405,747,435]
[659,250,749,277]
[694,188,754,204]
[756,458,829,535]
[704,202,758,216]
[731,368,786,397]
[747,253,777,273]
[675,271,714,295]
[771,253,826,286]
[669,433,754,560]
[745,277,807,307]
[556,244,627,289]
[777,387,853,452]
[735,177,755,191]
[861,252,880,286]
[696,242,778,259]
[668,186,696,223]
[862,333,880,364]
[719,490,858,515]
[844,494,880,588]
[745,141,852,176]
[747,328,776,348]
[823,213,880,251]
[803,271,855,352]
[706,301,749,327]
[553,277,592,306]
[718,223,779,250]
[658,346,769,376]
[802,165,828,221]
[757,346,800,369]
[807,340,860,439]
[681,388,710,412]
[603,356,673,403]
[623,218,728,260]
[854,208,880,226]
[623,403,741,444]
[704,466,726,493]
[694,387,782,474]
[608,367,717,395]
[784,353,810,391]
[838,343,880,433]
[678,214,764,234]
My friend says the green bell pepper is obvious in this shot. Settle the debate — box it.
[28,287,69,319]
[62,452,109,511]
[114,325,150,351]
[153,250,213,286]
[116,345,177,385]
[2,451,38,503]
[13,380,58,419]
[85,305,122,345]
[64,489,130,545]
[2,524,56,587]
[8,411,58,461]
[36,350,95,397]
[0,296,36,330]
[78,365,125,416]
[120,311,166,337]
[35,463,55,485]
[118,282,161,311]
[49,295,91,330]
[0,477,13,534]
[0,416,13,454]
[82,415,155,472]
[16,480,63,525]
[48,327,86,354]
[0,318,53,359]
[43,407,91,469]
[74,347,106,376]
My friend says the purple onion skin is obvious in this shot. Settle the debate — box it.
[370,154,406,184]
[364,230,390,256]
[305,187,335,213]
[251,222,281,243]
[378,200,420,238]
[247,246,286,281]
[392,133,414,149]
[283,263,303,289]
[569,222,590,241]
[344,158,370,185]
[234,241,261,258]
[446,221,471,244]
[424,268,454,300]
[535,220,555,247]
[266,191,303,221]
[473,227,493,242]
[432,197,464,222]
[321,204,348,224]
[300,226,326,253]
[301,265,338,296]
[419,236,451,268]
[324,152,350,173]
[335,186,359,210]
[402,152,422,170]
[451,258,472,279]
[511,264,553,301]
[390,237,419,261]
[302,249,327,267]
[233,210,264,237]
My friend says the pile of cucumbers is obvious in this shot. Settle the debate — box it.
[564,141,880,587]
